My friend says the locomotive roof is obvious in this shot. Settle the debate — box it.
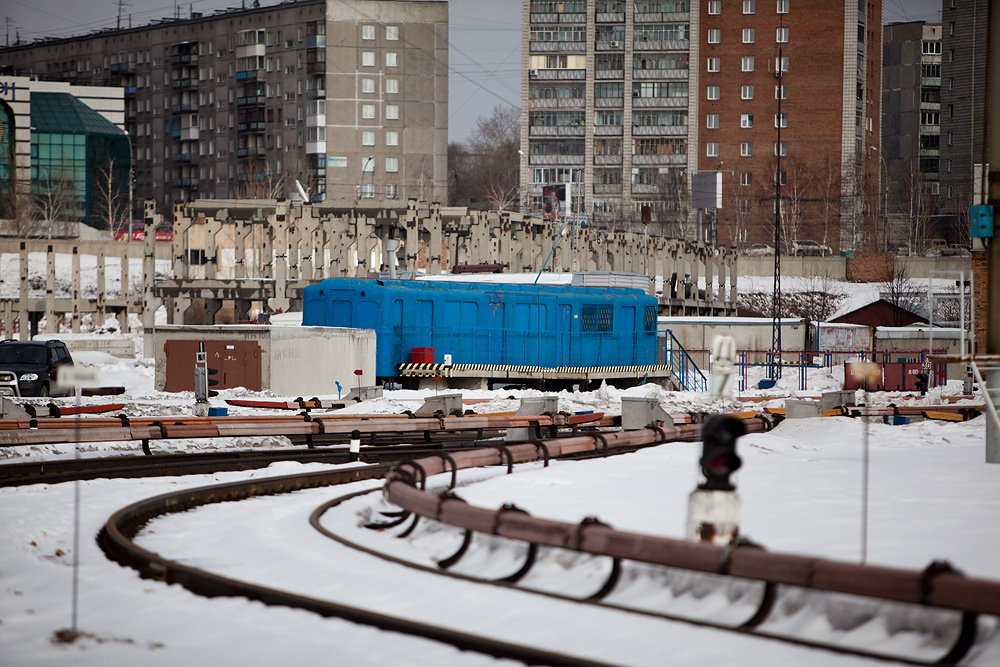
[306,278,653,299]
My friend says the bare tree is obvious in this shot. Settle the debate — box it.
[95,157,130,236]
[34,167,79,239]
[903,160,933,253]
[782,157,813,245]
[879,257,923,323]
[816,154,841,251]
[0,153,39,236]
[463,105,520,211]
[239,157,288,200]
[282,146,318,201]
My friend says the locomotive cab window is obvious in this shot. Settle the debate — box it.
[582,304,613,332]
[645,306,657,332]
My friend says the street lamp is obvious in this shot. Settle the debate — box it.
[358,155,374,200]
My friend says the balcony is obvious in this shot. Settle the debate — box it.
[596,13,626,22]
[595,98,623,108]
[632,125,686,136]
[306,89,327,99]
[633,68,687,80]
[529,125,585,137]
[635,12,690,23]
[633,39,689,51]
[595,69,624,80]
[236,70,263,82]
[526,154,585,166]
[110,62,136,73]
[632,97,687,108]
[594,155,623,165]
[530,69,586,81]
[172,152,192,163]
[530,98,585,109]
[172,78,195,89]
[632,154,686,165]
[530,41,586,53]
[306,35,326,49]
[594,125,623,136]
[180,127,199,141]
[307,62,326,74]
[594,183,622,194]
[172,177,199,188]
[236,147,266,159]
[237,121,267,132]
[170,54,198,66]
[237,96,266,107]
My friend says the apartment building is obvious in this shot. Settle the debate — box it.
[881,21,941,252]
[699,0,882,252]
[521,0,695,233]
[522,0,882,252]
[939,0,988,240]
[0,0,448,224]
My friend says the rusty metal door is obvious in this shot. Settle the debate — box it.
[165,340,262,392]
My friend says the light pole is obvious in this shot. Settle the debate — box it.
[870,145,889,251]
[358,156,374,200]
[517,149,526,213]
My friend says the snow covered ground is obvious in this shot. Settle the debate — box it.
[2,331,998,665]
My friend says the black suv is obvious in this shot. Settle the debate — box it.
[0,340,75,397]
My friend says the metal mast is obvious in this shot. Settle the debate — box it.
[770,42,784,380]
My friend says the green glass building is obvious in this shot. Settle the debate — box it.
[28,92,130,230]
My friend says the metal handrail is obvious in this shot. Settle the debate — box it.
[659,328,708,392]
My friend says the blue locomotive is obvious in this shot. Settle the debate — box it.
[301,278,658,380]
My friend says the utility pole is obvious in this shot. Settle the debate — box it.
[770,42,784,381]
[985,0,1000,462]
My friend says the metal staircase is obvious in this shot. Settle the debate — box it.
[659,329,708,392]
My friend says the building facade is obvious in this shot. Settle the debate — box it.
[699,0,882,253]
[0,76,129,231]
[939,0,988,242]
[0,0,449,221]
[521,0,695,233]
[521,0,882,253]
[881,21,941,252]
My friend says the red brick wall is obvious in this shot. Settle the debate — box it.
[972,249,987,352]
[846,251,893,282]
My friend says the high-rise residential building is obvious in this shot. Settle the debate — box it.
[521,0,882,252]
[939,0,988,240]
[881,21,941,251]
[699,0,882,252]
[520,0,694,234]
[0,0,449,225]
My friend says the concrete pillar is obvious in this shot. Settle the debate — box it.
[18,242,29,340]
[71,247,81,333]
[45,245,56,334]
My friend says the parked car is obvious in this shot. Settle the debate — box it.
[940,243,971,257]
[791,239,832,256]
[924,238,948,256]
[745,243,774,256]
[889,243,910,256]
[0,339,74,397]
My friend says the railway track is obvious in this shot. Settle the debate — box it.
[13,410,994,664]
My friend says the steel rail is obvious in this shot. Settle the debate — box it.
[312,487,964,667]
[383,426,1000,621]
[98,465,617,667]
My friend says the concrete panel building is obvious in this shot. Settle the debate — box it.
[0,0,448,222]
[881,21,942,252]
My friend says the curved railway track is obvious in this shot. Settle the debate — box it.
[9,411,996,665]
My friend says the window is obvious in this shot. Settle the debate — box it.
[362,51,375,67]
[386,105,399,120]
[775,84,788,99]
[775,171,787,185]
[362,104,375,119]
[706,142,720,158]
[386,25,399,41]
[743,28,755,43]
[386,184,398,199]
[707,57,720,72]
[708,0,721,14]
[922,63,941,78]
[775,56,789,73]
[362,78,375,94]
[741,56,754,72]
[774,141,787,156]
[740,172,752,186]
[708,29,721,44]
[361,183,375,199]
[386,52,398,67]
[707,86,720,100]
[707,114,720,129]
[386,78,399,94]
[385,157,399,172]
[777,0,789,13]
[773,198,787,214]
[921,110,940,125]
[739,200,753,214]
[741,85,754,100]
[948,132,954,146]
[740,141,753,157]
[362,25,375,40]
[741,113,753,128]
[776,27,789,43]
[362,158,375,173]
[922,40,941,55]
[362,131,375,146]
[743,0,755,13]
[775,113,787,128]
[386,131,399,146]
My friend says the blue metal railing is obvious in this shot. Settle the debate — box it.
[657,329,708,392]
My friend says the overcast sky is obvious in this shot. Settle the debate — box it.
[3,0,945,143]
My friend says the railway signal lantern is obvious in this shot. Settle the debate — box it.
[698,416,745,491]
[915,372,929,395]
[687,416,747,545]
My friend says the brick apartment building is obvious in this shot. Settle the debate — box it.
[698,0,883,253]
[0,0,448,226]
[521,0,882,252]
